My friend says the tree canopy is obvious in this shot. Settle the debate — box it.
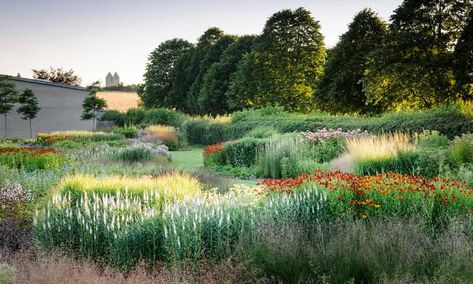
[32,67,82,86]
[362,0,473,111]
[315,9,387,114]
[17,89,41,138]
[138,39,193,108]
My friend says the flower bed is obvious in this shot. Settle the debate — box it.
[0,147,66,170]
[259,170,473,218]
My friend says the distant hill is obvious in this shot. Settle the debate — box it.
[97,91,139,112]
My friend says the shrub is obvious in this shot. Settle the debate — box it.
[113,145,153,163]
[245,126,278,139]
[142,108,187,127]
[99,110,125,125]
[415,130,450,149]
[112,125,138,138]
[223,138,265,168]
[450,134,473,166]
[203,143,224,167]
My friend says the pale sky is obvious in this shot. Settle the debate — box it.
[0,0,402,86]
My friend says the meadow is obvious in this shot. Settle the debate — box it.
[1,106,473,283]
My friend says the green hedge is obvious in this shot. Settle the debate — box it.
[223,138,265,167]
[101,108,188,127]
[184,106,473,145]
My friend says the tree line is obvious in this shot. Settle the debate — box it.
[139,0,472,115]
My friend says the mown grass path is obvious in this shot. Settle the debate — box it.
[170,146,258,187]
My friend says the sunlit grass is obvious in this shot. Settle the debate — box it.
[346,132,414,161]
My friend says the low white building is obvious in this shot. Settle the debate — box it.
[0,76,93,138]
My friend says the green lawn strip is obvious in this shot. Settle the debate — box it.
[169,146,259,187]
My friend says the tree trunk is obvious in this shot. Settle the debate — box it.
[29,119,33,138]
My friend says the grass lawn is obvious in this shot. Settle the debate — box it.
[170,146,258,187]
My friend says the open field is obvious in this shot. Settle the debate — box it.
[97,91,139,112]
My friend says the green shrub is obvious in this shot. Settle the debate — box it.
[211,165,259,179]
[450,134,473,166]
[113,125,138,138]
[100,110,125,125]
[142,108,187,127]
[114,145,153,163]
[245,126,278,139]
[103,108,187,128]
[416,130,450,149]
[223,138,265,168]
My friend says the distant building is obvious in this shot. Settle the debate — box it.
[0,75,92,138]
[105,72,120,87]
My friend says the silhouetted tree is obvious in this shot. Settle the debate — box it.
[0,76,18,138]
[81,82,107,130]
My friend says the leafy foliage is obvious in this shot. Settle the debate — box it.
[138,39,193,108]
[315,9,387,114]
[32,67,81,86]
[363,0,473,110]
[17,89,41,138]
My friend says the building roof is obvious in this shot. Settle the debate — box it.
[2,75,87,91]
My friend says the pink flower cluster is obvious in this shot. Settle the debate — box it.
[302,128,369,141]
[0,180,30,211]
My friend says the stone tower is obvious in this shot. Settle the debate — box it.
[105,72,120,87]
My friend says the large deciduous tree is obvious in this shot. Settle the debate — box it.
[362,0,473,110]
[185,27,225,114]
[229,8,326,112]
[0,76,17,138]
[138,39,193,108]
[199,35,257,115]
[81,82,107,130]
[17,89,41,138]
[315,9,387,114]
[453,10,473,100]
[32,67,82,86]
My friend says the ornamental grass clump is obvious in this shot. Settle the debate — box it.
[346,132,414,161]
[35,172,203,260]
[108,184,329,269]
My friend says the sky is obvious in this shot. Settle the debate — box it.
[0,0,402,86]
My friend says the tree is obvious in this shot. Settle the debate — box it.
[192,35,238,114]
[0,76,17,138]
[229,8,326,112]
[138,39,193,108]
[453,10,473,100]
[315,9,387,114]
[185,27,225,114]
[362,0,473,110]
[32,67,82,86]
[17,89,41,138]
[81,82,107,130]
[199,35,257,115]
